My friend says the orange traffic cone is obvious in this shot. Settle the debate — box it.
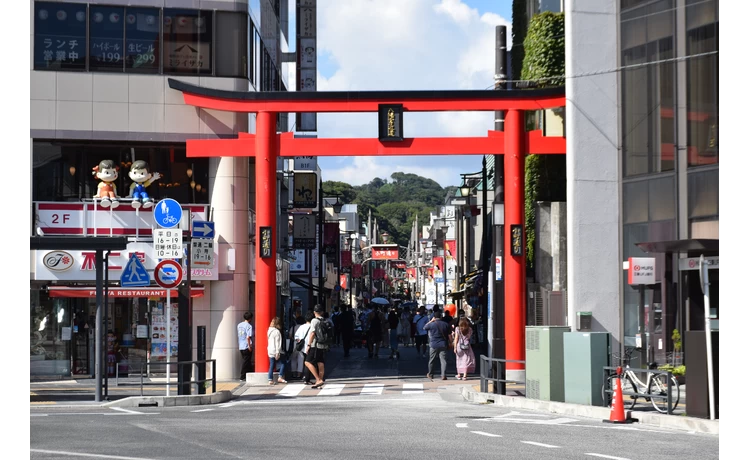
[603,367,634,424]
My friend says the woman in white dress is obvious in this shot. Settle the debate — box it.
[291,312,314,381]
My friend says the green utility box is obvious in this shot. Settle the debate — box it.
[563,332,611,406]
[525,326,570,402]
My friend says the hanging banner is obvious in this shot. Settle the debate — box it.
[323,222,339,256]
[372,244,399,260]
[406,268,416,282]
[352,264,362,278]
[340,274,348,290]
[340,250,351,274]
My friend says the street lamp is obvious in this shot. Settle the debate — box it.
[460,179,472,198]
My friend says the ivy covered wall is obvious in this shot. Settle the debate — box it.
[519,11,566,273]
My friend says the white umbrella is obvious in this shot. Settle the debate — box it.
[371,297,390,305]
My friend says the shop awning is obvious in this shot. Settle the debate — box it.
[47,286,205,298]
[636,239,719,254]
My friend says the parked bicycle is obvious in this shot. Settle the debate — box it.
[601,347,680,414]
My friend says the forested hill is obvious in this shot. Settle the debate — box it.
[323,173,457,249]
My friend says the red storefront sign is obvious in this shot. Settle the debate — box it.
[391,260,406,269]
[340,274,348,290]
[352,264,363,278]
[372,244,399,260]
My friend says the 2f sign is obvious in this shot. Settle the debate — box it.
[294,156,317,171]
[628,257,655,285]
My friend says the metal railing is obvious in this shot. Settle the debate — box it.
[479,355,525,394]
[115,359,217,396]
[601,365,677,414]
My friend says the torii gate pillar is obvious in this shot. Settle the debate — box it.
[255,111,277,373]
[504,109,526,373]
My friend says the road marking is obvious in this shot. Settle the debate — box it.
[521,441,560,448]
[360,384,384,395]
[403,383,423,394]
[191,408,214,413]
[456,423,468,428]
[30,449,156,460]
[278,384,306,397]
[471,431,502,438]
[585,454,632,460]
[318,384,345,396]
[111,407,145,415]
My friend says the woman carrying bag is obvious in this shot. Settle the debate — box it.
[454,318,475,380]
[267,317,288,385]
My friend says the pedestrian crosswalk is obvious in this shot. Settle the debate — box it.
[244,382,433,398]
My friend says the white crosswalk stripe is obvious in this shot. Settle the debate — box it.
[277,384,305,397]
[360,384,384,395]
[402,383,424,394]
[318,384,345,396]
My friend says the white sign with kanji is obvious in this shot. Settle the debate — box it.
[191,238,215,268]
[154,229,183,259]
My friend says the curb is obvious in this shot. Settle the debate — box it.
[102,390,233,408]
[461,387,719,435]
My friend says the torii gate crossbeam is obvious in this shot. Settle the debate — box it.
[167,78,566,375]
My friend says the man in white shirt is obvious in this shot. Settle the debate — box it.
[237,311,253,381]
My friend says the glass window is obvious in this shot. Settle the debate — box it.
[688,169,718,219]
[686,0,718,167]
[215,12,248,78]
[621,1,676,177]
[125,7,160,73]
[254,29,262,88]
[163,9,213,75]
[648,176,675,221]
[623,181,648,224]
[34,2,87,71]
[89,6,125,71]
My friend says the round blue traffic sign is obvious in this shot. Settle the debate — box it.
[153,198,183,228]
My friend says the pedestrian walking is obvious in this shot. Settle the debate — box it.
[288,316,306,379]
[454,318,475,380]
[237,311,253,381]
[266,317,287,385]
[304,305,331,388]
[367,305,382,358]
[424,311,452,380]
[340,304,355,357]
[387,307,400,359]
[413,307,429,358]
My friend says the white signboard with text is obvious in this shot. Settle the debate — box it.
[35,242,218,281]
[628,257,656,285]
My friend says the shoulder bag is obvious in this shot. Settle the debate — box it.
[295,325,310,353]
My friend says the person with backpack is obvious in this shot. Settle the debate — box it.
[304,305,332,388]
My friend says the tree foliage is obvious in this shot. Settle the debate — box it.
[322,173,451,248]
[521,11,566,273]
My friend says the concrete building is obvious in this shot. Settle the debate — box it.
[566,0,719,360]
[30,0,291,380]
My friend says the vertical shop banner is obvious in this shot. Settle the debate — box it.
[323,223,339,257]
[373,268,385,280]
[340,250,351,273]
[293,214,316,248]
[352,264,362,278]
[296,0,317,131]
[406,268,416,282]
[293,172,318,208]
[340,274,348,290]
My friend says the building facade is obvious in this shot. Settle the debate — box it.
[566,0,718,361]
[30,0,291,379]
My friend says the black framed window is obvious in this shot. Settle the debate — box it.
[163,9,213,75]
[215,12,248,78]
[125,8,160,73]
[253,28,262,88]
[34,2,87,71]
[89,6,125,71]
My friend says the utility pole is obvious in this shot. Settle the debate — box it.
[492,24,508,395]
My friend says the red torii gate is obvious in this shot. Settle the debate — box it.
[167,78,566,373]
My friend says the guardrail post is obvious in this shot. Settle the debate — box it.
[212,360,216,394]
[480,356,487,393]
[667,371,673,415]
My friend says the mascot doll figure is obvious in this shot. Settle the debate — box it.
[128,160,161,209]
[92,159,120,208]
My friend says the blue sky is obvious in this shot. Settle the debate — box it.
[289,0,513,188]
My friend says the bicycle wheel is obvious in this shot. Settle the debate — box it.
[602,375,637,409]
[649,374,680,413]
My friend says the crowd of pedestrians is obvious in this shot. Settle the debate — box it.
[237,302,479,385]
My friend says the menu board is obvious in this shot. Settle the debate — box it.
[150,302,178,357]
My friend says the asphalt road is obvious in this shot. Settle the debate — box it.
[30,388,717,460]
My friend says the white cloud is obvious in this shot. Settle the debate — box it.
[310,0,511,187]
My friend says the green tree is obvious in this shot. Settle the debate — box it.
[520,12,566,273]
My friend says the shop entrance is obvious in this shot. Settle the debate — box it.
[167,78,567,373]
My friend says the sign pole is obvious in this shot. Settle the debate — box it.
[166,288,171,397]
[700,255,715,420]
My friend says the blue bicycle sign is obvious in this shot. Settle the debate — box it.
[153,198,183,229]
